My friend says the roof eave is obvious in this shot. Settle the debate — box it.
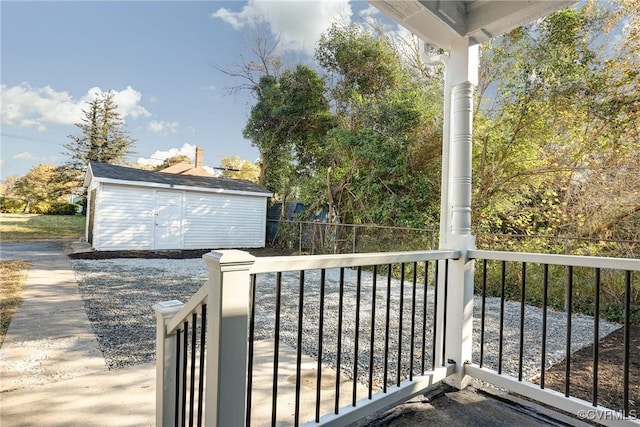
[83,163,94,188]
[90,176,272,198]
[369,0,576,49]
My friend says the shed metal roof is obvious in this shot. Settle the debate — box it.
[85,161,272,196]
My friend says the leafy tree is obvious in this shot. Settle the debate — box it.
[219,156,260,183]
[64,92,135,171]
[10,164,58,212]
[0,176,20,198]
[243,74,291,190]
[473,2,639,241]
[306,23,442,227]
[154,155,191,171]
[243,65,333,204]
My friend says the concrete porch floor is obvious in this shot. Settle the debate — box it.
[1,364,590,427]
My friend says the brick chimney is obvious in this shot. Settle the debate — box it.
[195,146,204,168]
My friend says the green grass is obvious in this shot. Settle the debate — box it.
[0,213,85,242]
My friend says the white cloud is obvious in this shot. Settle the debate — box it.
[147,120,179,136]
[359,5,379,18]
[14,152,36,160]
[0,83,151,131]
[212,0,352,54]
[202,166,218,176]
[102,86,151,119]
[137,143,196,167]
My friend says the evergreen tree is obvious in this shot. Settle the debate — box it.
[64,92,135,171]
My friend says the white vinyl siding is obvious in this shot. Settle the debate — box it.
[89,181,268,251]
[95,185,155,250]
[183,192,266,249]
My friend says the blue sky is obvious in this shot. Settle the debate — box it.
[1,0,385,180]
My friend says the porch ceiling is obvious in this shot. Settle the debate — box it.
[369,0,575,49]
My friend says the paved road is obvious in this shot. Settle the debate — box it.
[0,241,67,261]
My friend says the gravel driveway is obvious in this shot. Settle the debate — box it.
[72,257,620,386]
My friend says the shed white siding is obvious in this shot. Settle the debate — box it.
[95,184,155,251]
[85,162,271,251]
[183,192,266,249]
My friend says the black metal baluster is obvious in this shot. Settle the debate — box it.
[540,265,549,389]
[294,270,305,427]
[315,269,326,422]
[592,268,600,407]
[369,266,377,400]
[189,313,197,427]
[479,259,487,368]
[384,265,392,393]
[432,261,439,371]
[271,272,282,426]
[565,266,573,398]
[623,270,631,417]
[182,321,188,427]
[397,263,405,386]
[175,329,182,427]
[197,305,206,427]
[498,261,506,375]
[442,260,448,367]
[335,268,345,414]
[410,263,417,381]
[421,261,429,375]
[246,276,256,427]
[353,267,362,406]
[518,262,526,382]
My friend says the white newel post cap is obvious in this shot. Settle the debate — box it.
[203,249,256,272]
[152,299,184,316]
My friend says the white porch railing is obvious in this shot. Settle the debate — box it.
[154,249,462,426]
[154,248,639,426]
[467,250,640,427]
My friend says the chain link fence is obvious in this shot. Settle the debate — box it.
[266,219,639,259]
[266,220,439,254]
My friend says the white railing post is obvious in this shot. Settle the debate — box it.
[203,250,256,427]
[153,299,185,427]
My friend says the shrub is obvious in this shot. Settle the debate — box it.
[49,202,78,215]
[0,198,26,213]
[29,201,51,214]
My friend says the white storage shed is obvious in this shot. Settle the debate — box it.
[83,161,272,251]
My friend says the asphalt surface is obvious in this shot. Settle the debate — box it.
[0,241,67,261]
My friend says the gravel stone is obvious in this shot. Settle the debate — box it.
[72,258,620,387]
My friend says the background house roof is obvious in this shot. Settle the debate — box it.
[159,162,215,177]
[369,0,575,48]
[85,161,271,196]
[158,146,215,177]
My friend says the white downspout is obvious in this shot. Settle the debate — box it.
[423,49,452,250]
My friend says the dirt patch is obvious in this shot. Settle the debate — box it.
[0,260,30,347]
[534,325,640,413]
[69,246,294,259]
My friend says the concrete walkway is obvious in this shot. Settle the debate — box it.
[0,242,154,426]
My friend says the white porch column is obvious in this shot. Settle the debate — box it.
[437,37,479,389]
[203,250,256,426]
